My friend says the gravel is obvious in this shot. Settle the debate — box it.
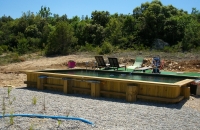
[0,87,200,130]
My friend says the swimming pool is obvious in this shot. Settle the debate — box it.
[22,69,194,103]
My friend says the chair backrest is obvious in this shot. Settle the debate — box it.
[108,57,120,67]
[133,57,144,67]
[95,56,107,67]
[152,56,161,67]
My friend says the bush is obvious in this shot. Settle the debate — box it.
[99,41,113,54]
[79,43,94,52]
[17,38,29,55]
[0,47,2,55]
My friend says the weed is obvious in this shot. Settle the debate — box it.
[57,120,62,127]
[43,95,46,111]
[9,110,14,125]
[9,97,16,105]
[2,97,6,117]
[29,123,34,130]
[7,87,12,98]
[32,96,37,105]
[66,110,70,117]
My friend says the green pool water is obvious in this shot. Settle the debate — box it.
[40,70,196,83]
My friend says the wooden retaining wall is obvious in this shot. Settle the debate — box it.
[23,70,193,103]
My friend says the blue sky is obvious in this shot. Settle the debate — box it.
[0,0,199,19]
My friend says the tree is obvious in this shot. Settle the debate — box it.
[45,21,77,55]
[24,24,41,38]
[38,6,52,19]
[91,11,110,27]
[182,18,200,51]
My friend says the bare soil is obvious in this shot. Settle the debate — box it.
[0,52,200,111]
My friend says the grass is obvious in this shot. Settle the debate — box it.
[29,123,34,130]
[32,96,37,105]
[9,97,16,105]
[2,97,6,117]
[43,95,46,111]
[57,120,62,127]
[7,87,12,98]
[9,110,14,125]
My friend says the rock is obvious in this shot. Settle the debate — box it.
[152,39,169,50]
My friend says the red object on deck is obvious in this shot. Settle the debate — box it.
[68,61,76,68]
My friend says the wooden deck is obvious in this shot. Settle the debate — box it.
[22,69,193,103]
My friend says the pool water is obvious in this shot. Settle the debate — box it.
[40,70,194,83]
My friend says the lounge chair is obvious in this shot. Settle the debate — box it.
[127,57,144,70]
[94,56,110,69]
[108,57,126,71]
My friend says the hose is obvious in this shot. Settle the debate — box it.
[0,114,94,125]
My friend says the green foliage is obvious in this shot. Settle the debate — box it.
[57,120,62,127]
[9,110,14,125]
[163,42,182,52]
[0,47,2,55]
[38,6,52,18]
[29,124,34,130]
[32,96,37,105]
[17,37,29,54]
[79,43,94,52]
[181,18,200,51]
[7,87,12,98]
[91,11,110,27]
[0,45,8,53]
[2,97,6,117]
[131,44,149,51]
[10,53,21,62]
[45,21,77,56]
[25,24,41,38]
[9,97,16,105]
[0,1,200,54]
[98,41,113,54]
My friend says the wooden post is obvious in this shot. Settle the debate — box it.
[37,75,47,90]
[91,82,100,97]
[183,86,190,99]
[63,78,73,94]
[126,85,138,102]
[63,80,68,94]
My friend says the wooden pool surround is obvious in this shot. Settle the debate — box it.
[21,69,193,103]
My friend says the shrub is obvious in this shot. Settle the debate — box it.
[99,41,113,54]
[79,43,94,52]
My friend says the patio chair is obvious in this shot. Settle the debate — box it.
[127,57,144,70]
[152,56,161,74]
[94,56,110,69]
[108,57,126,71]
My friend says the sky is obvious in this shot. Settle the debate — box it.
[0,0,199,19]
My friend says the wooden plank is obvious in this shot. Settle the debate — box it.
[126,85,138,102]
[174,79,194,86]
[137,95,184,103]
[24,81,37,85]
[72,87,91,92]
[91,83,100,97]
[44,84,63,89]
[100,90,126,96]
[63,80,68,94]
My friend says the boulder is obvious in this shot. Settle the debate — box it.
[152,39,169,50]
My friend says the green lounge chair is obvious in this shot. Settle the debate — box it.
[127,57,144,70]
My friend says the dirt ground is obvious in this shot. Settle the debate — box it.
[0,53,200,111]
